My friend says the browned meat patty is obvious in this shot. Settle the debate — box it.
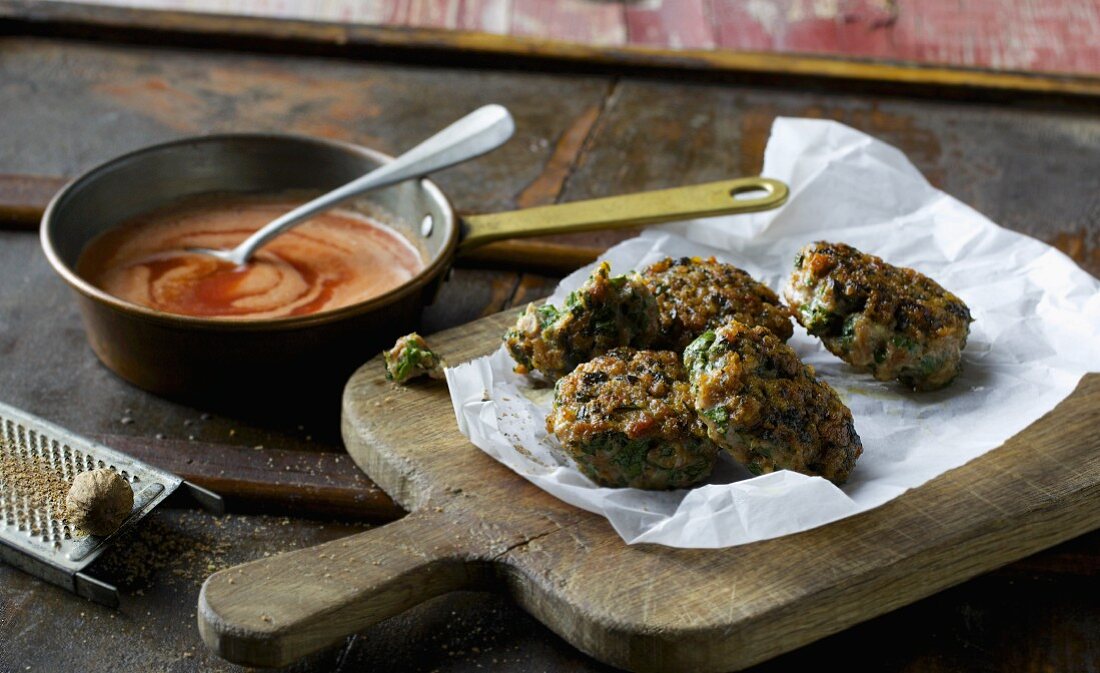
[784,241,973,391]
[504,261,658,380]
[546,348,718,490]
[684,321,862,484]
[640,256,793,351]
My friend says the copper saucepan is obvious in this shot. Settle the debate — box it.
[40,134,787,409]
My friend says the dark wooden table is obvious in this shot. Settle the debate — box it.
[0,12,1098,672]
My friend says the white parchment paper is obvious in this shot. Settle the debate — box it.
[446,118,1100,548]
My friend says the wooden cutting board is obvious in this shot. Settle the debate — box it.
[197,308,1100,672]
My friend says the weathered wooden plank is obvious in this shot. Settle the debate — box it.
[510,0,626,46]
[116,0,392,23]
[198,307,1100,670]
[0,509,369,673]
[513,97,607,209]
[458,0,510,33]
[5,1,1100,98]
[556,79,1100,279]
[389,0,511,32]
[0,37,611,524]
[0,32,1096,673]
[709,0,1100,75]
[46,0,1100,77]
[352,0,510,31]
[706,0,785,51]
[457,240,601,275]
[384,0,453,28]
[507,271,561,308]
[625,0,714,50]
[97,434,402,519]
[0,36,612,211]
[834,0,897,59]
[890,0,1100,74]
[0,172,66,228]
[712,0,895,55]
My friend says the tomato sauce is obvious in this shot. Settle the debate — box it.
[77,194,423,319]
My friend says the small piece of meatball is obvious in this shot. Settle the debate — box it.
[684,322,862,484]
[784,242,973,391]
[640,256,793,350]
[546,348,718,490]
[383,332,445,383]
[504,262,658,380]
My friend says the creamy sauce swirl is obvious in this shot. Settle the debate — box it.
[77,195,423,319]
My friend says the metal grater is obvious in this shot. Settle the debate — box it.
[0,400,223,607]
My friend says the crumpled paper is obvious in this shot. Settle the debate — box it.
[446,118,1100,548]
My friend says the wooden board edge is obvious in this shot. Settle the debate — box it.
[497,483,1097,672]
[2,1,1099,101]
[488,373,1100,672]
[341,308,526,509]
[340,378,427,513]
[341,300,1100,672]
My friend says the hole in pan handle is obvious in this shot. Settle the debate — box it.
[455,176,788,254]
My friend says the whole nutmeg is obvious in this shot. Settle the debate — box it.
[66,468,134,536]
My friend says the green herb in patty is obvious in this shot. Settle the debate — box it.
[685,321,862,485]
[546,348,718,490]
[785,241,973,392]
[503,262,658,380]
[383,333,445,384]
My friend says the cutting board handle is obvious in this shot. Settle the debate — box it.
[198,511,482,667]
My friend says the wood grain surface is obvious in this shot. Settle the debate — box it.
[4,1,1100,99]
[199,309,1100,671]
[0,173,66,228]
[0,31,1098,673]
[98,434,401,519]
[28,0,1100,77]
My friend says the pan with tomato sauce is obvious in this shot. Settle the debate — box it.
[76,194,424,320]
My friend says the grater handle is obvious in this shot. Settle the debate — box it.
[197,510,482,667]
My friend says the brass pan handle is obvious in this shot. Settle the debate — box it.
[457,177,787,253]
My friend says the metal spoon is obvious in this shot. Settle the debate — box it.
[188,104,515,266]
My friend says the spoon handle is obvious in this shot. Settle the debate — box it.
[232,104,515,263]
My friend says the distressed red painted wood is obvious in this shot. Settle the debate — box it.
[511,0,626,46]
[625,0,714,50]
[43,0,1100,79]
